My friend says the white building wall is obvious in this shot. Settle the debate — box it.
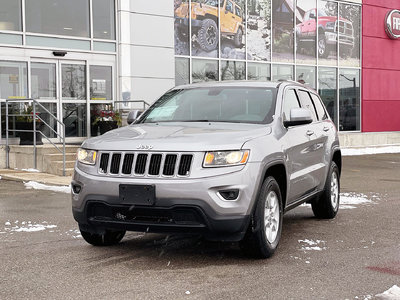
[117,0,175,107]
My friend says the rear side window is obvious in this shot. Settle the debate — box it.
[297,90,318,122]
[226,1,233,13]
[282,89,300,121]
[310,93,328,121]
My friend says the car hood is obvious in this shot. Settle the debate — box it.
[82,122,272,152]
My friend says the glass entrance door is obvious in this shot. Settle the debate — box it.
[30,58,114,142]
[60,62,87,139]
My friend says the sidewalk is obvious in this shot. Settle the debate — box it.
[0,169,71,186]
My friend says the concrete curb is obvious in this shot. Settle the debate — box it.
[0,169,71,186]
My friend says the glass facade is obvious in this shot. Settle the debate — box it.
[174,0,362,131]
[0,0,116,52]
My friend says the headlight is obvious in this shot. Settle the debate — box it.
[77,148,97,165]
[203,150,250,167]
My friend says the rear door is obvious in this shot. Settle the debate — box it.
[297,89,326,189]
[281,88,317,204]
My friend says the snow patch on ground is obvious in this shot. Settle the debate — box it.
[340,193,375,209]
[24,181,71,194]
[376,285,400,300]
[298,239,327,251]
[21,168,40,172]
[2,220,57,233]
[342,146,400,156]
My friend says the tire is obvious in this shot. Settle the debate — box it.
[240,177,283,259]
[197,18,218,52]
[312,161,340,219]
[318,34,328,58]
[234,28,243,47]
[80,227,126,246]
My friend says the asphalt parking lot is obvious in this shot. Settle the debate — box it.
[1,154,400,299]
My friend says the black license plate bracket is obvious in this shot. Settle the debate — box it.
[119,184,155,206]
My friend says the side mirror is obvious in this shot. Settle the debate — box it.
[283,108,313,128]
[310,12,316,19]
[127,110,143,125]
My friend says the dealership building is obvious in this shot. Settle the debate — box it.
[0,0,399,146]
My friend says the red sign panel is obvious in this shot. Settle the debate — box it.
[385,10,400,39]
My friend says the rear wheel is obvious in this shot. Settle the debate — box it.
[312,161,340,219]
[197,18,218,52]
[80,227,126,246]
[234,28,243,47]
[240,177,283,258]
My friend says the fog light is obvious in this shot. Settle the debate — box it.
[219,189,239,201]
[72,183,82,194]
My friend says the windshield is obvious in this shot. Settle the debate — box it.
[136,87,277,124]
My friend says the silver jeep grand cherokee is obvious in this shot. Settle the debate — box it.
[72,81,341,258]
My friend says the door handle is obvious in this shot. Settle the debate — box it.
[323,126,330,132]
[306,130,314,136]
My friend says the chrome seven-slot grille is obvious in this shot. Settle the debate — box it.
[336,20,353,36]
[98,152,193,177]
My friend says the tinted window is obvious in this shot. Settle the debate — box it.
[297,90,317,122]
[226,1,233,13]
[0,0,21,31]
[26,0,90,37]
[282,89,300,121]
[138,87,277,124]
[93,0,115,40]
[310,93,327,120]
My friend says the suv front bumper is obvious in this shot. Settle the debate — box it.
[72,163,262,241]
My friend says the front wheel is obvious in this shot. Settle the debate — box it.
[197,19,218,52]
[318,34,328,58]
[240,177,283,258]
[312,161,340,219]
[80,227,126,246]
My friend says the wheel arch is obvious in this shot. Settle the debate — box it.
[332,149,342,176]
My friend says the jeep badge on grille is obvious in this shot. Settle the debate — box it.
[137,144,153,150]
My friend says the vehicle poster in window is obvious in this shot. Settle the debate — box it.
[191,0,220,58]
[247,0,271,61]
[220,0,246,59]
[174,0,190,55]
[272,0,294,63]
[296,0,316,65]
[339,3,360,67]
[317,0,338,65]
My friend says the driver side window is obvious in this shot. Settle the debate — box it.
[282,89,300,121]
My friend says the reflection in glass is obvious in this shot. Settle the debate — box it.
[339,69,360,131]
[174,0,190,55]
[90,66,112,100]
[339,3,361,67]
[37,103,58,138]
[272,0,294,62]
[25,0,89,37]
[0,61,27,99]
[272,64,293,81]
[221,60,245,80]
[31,63,56,100]
[0,0,21,31]
[93,0,115,40]
[191,0,219,58]
[318,67,337,127]
[247,0,271,61]
[90,103,114,136]
[296,0,316,64]
[62,64,86,100]
[175,57,190,86]
[220,0,246,59]
[63,103,87,137]
[318,0,337,65]
[192,59,218,83]
[247,62,270,81]
[296,66,316,89]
